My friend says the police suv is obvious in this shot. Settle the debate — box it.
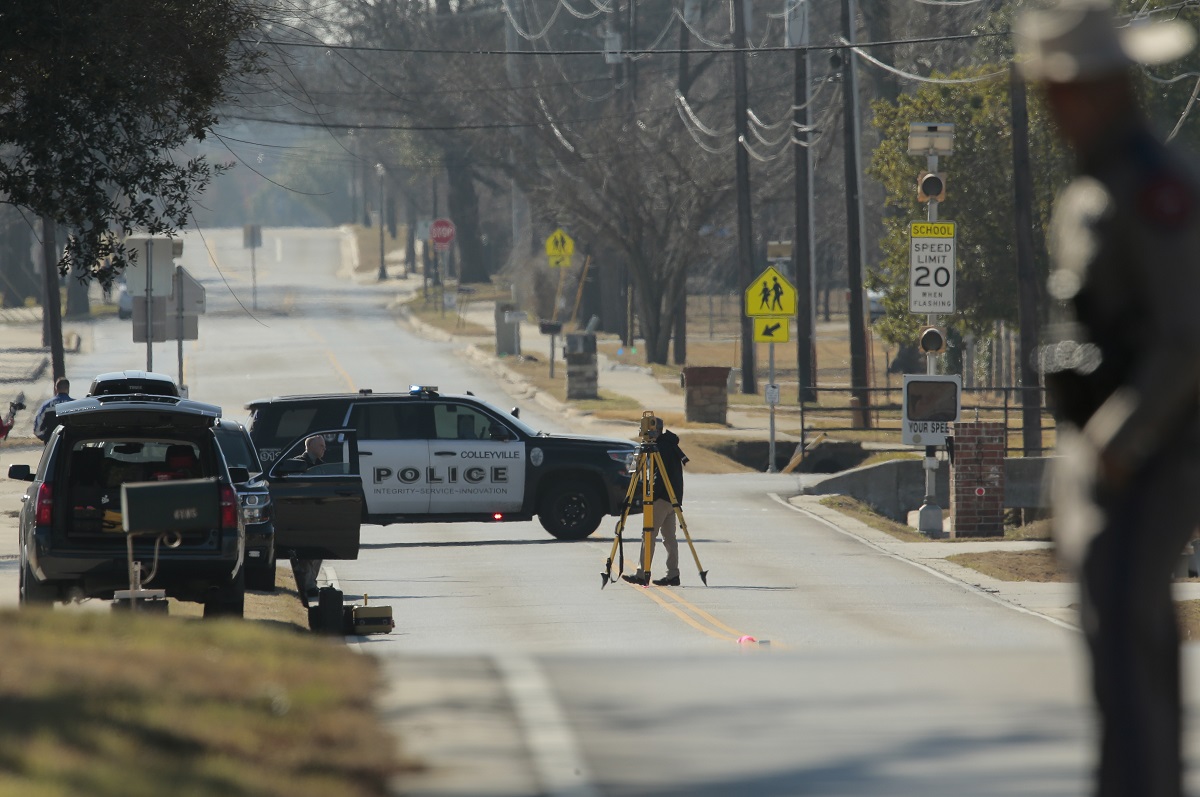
[246,386,637,540]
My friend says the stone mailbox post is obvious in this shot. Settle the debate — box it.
[682,366,731,424]
[494,302,519,357]
[564,333,598,399]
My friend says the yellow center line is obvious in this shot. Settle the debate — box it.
[326,351,356,392]
[652,587,744,637]
[630,582,736,642]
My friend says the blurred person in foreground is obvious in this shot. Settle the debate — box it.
[1017,2,1200,794]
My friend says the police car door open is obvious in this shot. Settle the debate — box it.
[352,402,433,515]
[427,402,525,513]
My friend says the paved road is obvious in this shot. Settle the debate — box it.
[6,227,1200,795]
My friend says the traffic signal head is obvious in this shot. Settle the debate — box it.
[917,172,946,203]
[919,325,947,354]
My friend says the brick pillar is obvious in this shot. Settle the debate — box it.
[682,366,731,424]
[949,420,1005,538]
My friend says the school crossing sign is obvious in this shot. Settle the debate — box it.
[909,221,956,313]
[744,265,797,318]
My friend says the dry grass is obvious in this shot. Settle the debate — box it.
[0,564,407,797]
[818,496,1054,544]
[0,607,401,797]
[945,549,1071,582]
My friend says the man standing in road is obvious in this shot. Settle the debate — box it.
[1017,3,1200,795]
[33,378,72,443]
[623,417,688,587]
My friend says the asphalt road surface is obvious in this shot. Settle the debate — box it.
[32,227,1200,796]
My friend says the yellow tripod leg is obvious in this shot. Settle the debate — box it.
[602,462,642,589]
[638,450,654,585]
[651,451,708,586]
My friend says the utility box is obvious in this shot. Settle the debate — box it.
[682,366,731,424]
[564,333,598,399]
[494,301,520,357]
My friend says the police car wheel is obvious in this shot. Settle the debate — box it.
[538,482,603,540]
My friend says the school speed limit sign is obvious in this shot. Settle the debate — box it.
[909,221,955,313]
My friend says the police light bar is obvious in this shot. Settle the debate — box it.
[409,385,440,397]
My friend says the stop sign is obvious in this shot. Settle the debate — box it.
[431,218,456,252]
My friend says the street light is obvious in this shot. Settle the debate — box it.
[375,163,387,281]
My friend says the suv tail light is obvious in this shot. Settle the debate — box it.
[220,485,238,530]
[35,483,53,526]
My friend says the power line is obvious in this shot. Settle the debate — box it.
[248,29,1009,58]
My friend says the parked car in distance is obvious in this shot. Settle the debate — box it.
[213,418,276,592]
[116,283,132,320]
[867,290,886,323]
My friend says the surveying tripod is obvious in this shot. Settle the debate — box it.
[602,411,708,588]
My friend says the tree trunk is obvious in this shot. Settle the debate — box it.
[672,288,687,365]
[446,156,488,284]
[40,216,65,380]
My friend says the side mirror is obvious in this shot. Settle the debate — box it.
[7,464,32,482]
[227,466,251,484]
[489,423,513,442]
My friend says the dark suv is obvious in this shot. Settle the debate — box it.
[246,386,637,540]
[7,395,245,615]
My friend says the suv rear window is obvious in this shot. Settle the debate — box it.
[66,438,210,537]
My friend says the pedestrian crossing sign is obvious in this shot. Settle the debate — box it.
[545,228,575,268]
[744,266,797,318]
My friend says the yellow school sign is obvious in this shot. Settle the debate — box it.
[744,265,797,318]
[545,228,575,268]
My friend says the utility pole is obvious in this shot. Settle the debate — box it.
[841,0,869,416]
[39,216,65,380]
[789,0,816,402]
[733,0,756,394]
[1010,64,1043,456]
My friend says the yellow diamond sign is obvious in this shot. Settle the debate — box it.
[744,266,797,318]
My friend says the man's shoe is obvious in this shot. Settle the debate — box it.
[621,573,648,586]
[653,574,680,587]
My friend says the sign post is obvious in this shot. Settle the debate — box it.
[744,265,797,472]
[908,122,956,534]
[430,219,455,314]
[243,224,262,311]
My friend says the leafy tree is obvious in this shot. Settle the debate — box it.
[866,64,1069,359]
[0,0,265,284]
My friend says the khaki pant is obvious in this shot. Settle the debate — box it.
[635,499,679,579]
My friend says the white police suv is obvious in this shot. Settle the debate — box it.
[246,386,637,540]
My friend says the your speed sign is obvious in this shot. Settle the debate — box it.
[909,221,955,313]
